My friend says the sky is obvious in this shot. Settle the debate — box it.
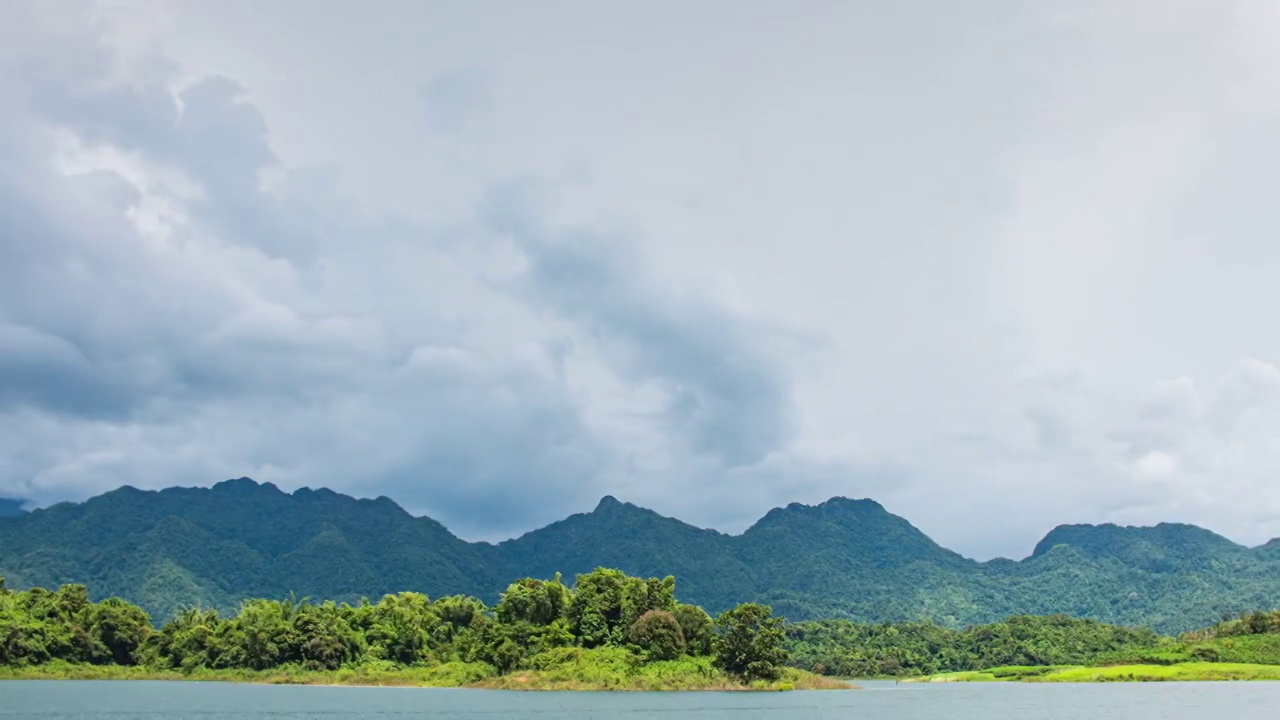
[2,0,1280,560]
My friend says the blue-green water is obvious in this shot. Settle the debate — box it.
[2,680,1278,718]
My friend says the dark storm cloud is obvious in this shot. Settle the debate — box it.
[0,85,301,421]
[0,323,137,418]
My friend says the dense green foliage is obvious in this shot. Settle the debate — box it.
[626,611,685,661]
[910,612,1280,683]
[1206,610,1280,638]
[6,569,1278,687]
[2,478,1278,633]
[713,603,789,681]
[0,582,153,667]
[787,610,1280,678]
[786,615,1163,677]
[0,569,793,688]
[1093,610,1280,668]
[673,603,714,656]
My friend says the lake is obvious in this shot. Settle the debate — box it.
[2,680,1279,719]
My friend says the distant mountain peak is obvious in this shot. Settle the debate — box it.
[1031,521,1243,560]
[212,477,283,496]
[749,496,892,530]
[820,496,888,512]
[0,497,26,518]
[594,495,622,511]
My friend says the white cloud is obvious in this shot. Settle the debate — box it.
[1135,451,1178,480]
[1,0,1280,557]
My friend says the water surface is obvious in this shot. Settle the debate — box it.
[2,680,1278,719]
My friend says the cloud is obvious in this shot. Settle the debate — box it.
[481,180,798,469]
[420,66,495,134]
[2,0,1280,558]
[0,1,802,542]
[1134,451,1177,480]
[882,359,1280,559]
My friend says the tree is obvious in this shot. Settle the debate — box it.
[359,592,440,664]
[293,602,364,670]
[673,604,714,656]
[620,576,676,630]
[713,603,788,681]
[432,595,487,642]
[495,576,572,627]
[627,610,685,661]
[87,598,153,665]
[149,607,224,670]
[223,598,301,669]
[567,568,627,647]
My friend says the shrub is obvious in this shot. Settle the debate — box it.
[627,610,686,661]
[672,604,714,656]
[1189,646,1221,662]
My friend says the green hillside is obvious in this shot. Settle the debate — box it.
[490,496,756,615]
[1,478,1277,633]
[0,481,498,620]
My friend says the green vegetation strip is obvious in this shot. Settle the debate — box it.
[5,568,1279,688]
[787,610,1280,680]
[913,662,1280,683]
[0,570,844,691]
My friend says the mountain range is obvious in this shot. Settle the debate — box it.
[1,477,1277,634]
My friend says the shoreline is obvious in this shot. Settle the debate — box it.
[0,665,852,692]
[909,662,1280,683]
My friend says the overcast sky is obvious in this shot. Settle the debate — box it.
[2,0,1279,559]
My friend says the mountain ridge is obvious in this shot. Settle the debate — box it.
[2,477,1278,633]
[14,478,1273,556]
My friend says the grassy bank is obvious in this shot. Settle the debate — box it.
[913,662,1280,683]
[0,650,850,691]
[468,647,848,691]
[1094,633,1280,667]
[1039,663,1280,682]
[0,660,496,687]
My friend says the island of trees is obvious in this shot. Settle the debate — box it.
[4,568,1279,687]
[0,570,841,690]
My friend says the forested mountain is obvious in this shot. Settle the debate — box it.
[489,496,756,613]
[0,480,498,621]
[1,478,1277,633]
[0,498,25,518]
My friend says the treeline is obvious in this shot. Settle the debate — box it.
[0,571,789,682]
[1198,610,1280,639]
[787,610,1280,677]
[1106,610,1280,667]
[786,615,1163,677]
[8,569,1275,683]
